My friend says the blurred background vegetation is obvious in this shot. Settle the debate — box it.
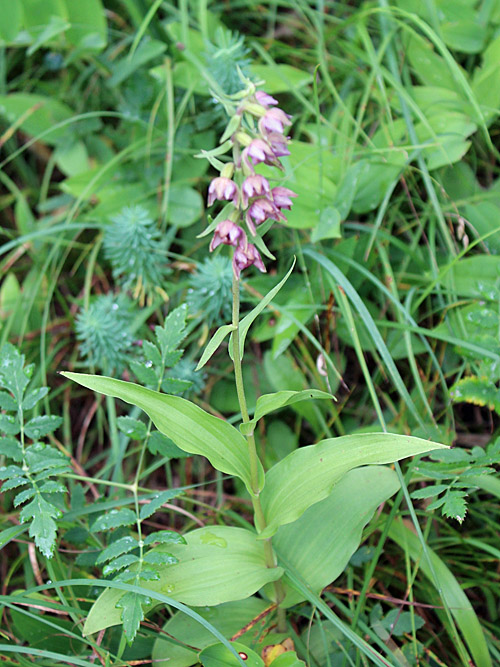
[1,1,500,665]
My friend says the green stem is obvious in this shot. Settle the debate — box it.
[231,268,287,633]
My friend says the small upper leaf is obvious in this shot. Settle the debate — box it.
[240,389,334,436]
[90,508,137,532]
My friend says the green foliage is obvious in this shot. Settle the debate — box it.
[204,27,251,95]
[103,205,170,304]
[3,1,500,664]
[259,434,446,538]
[411,439,500,522]
[83,526,284,636]
[0,344,68,557]
[75,293,136,374]
[187,256,233,326]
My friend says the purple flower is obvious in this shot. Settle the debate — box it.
[246,197,285,235]
[241,174,271,208]
[255,90,279,107]
[267,132,291,158]
[243,138,276,168]
[207,177,239,207]
[209,220,246,251]
[272,187,297,211]
[233,243,266,278]
[259,108,292,135]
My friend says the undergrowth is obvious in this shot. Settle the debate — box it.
[0,1,499,666]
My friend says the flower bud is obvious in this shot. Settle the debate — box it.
[207,177,239,207]
[233,243,266,278]
[255,90,279,107]
[210,220,246,251]
[241,174,271,208]
[272,187,297,211]
[259,107,292,135]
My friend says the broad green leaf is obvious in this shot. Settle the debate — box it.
[389,518,492,667]
[22,387,49,411]
[257,142,339,229]
[168,184,203,227]
[441,13,486,54]
[116,591,150,644]
[116,416,148,440]
[451,376,500,414]
[90,508,136,532]
[260,433,447,538]
[54,140,90,176]
[24,415,63,439]
[411,484,449,499]
[152,598,269,667]
[196,324,236,371]
[144,530,186,547]
[249,64,312,93]
[229,260,296,361]
[0,0,22,42]
[109,38,166,86]
[379,608,424,637]
[199,642,264,667]
[83,526,284,635]
[405,32,460,91]
[0,94,75,146]
[351,153,406,214]
[270,289,316,359]
[0,343,31,402]
[143,552,177,566]
[310,206,341,242]
[267,466,400,607]
[472,35,500,124]
[147,431,188,458]
[268,653,305,667]
[155,304,187,355]
[0,437,22,461]
[20,0,67,39]
[61,373,262,495]
[21,496,60,558]
[96,536,139,564]
[442,255,500,298]
[0,390,18,411]
[0,415,20,435]
[63,0,107,50]
[26,15,69,56]
[103,554,140,575]
[0,524,27,549]
[139,490,183,520]
[240,389,333,436]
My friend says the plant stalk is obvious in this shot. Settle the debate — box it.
[231,269,287,632]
